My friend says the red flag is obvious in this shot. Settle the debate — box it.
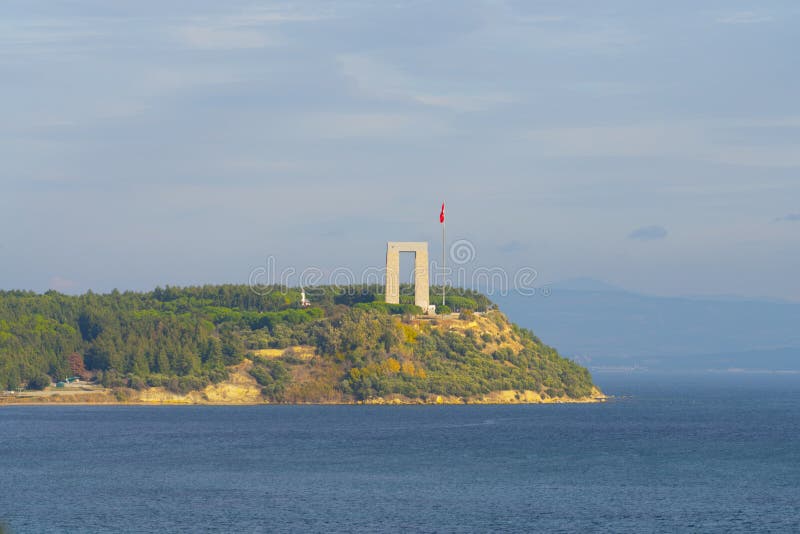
[439,202,445,223]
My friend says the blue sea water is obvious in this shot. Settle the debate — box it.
[1,373,799,533]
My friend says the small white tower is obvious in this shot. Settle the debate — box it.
[300,288,310,308]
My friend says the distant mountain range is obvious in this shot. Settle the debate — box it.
[494,279,800,372]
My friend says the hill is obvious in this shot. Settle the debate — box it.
[494,281,800,371]
[0,285,602,404]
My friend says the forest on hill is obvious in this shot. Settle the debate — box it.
[0,285,595,401]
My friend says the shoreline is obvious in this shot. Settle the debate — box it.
[2,402,608,407]
[1,401,607,407]
[1,394,608,407]
[3,362,607,408]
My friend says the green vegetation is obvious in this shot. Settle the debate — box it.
[334,312,594,400]
[27,373,51,390]
[0,284,595,401]
[253,358,291,400]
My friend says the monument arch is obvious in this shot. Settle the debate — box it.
[385,242,430,311]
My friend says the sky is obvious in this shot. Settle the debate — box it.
[1,0,799,300]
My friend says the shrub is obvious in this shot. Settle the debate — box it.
[101,370,128,388]
[446,296,477,312]
[146,374,167,387]
[128,376,146,390]
[281,347,305,364]
[166,377,180,393]
[206,368,229,383]
[355,302,423,315]
[177,376,206,394]
[249,359,291,400]
[113,388,131,402]
[27,373,51,390]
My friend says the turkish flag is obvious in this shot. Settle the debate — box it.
[439,202,445,223]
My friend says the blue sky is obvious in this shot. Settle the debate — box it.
[1,1,799,299]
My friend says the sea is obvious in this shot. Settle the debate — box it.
[1,372,799,533]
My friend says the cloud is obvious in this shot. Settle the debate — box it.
[524,118,800,168]
[224,6,329,25]
[175,26,276,50]
[293,112,450,139]
[49,276,78,293]
[566,81,642,97]
[716,12,773,25]
[516,15,567,24]
[413,93,514,112]
[525,124,699,158]
[628,225,668,241]
[337,54,514,112]
[469,18,640,56]
[498,240,526,253]
[711,146,800,168]
[172,4,328,50]
[775,213,800,222]
[0,17,111,56]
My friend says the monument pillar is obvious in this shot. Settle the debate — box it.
[413,245,429,310]
[385,245,401,305]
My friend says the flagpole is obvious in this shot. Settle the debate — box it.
[442,210,446,307]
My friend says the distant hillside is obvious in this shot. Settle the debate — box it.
[495,281,800,371]
[0,285,600,403]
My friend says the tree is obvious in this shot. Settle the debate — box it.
[132,352,150,376]
[155,349,171,374]
[68,352,89,379]
[28,373,51,390]
[201,338,224,368]
[384,357,401,374]
[84,346,110,371]
[0,284,597,401]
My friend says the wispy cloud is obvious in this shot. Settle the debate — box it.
[49,276,78,293]
[175,26,277,50]
[173,4,327,50]
[338,54,514,112]
[534,26,638,51]
[629,225,668,241]
[775,213,800,222]
[711,146,800,168]
[525,124,698,158]
[516,15,567,24]
[566,81,642,97]
[498,240,526,253]
[0,17,117,59]
[716,12,773,25]
[224,5,329,25]
[413,93,514,112]
[524,118,800,168]
[293,112,450,139]
[469,18,640,56]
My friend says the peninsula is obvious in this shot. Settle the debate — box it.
[0,285,604,405]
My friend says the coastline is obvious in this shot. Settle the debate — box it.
[0,386,607,406]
